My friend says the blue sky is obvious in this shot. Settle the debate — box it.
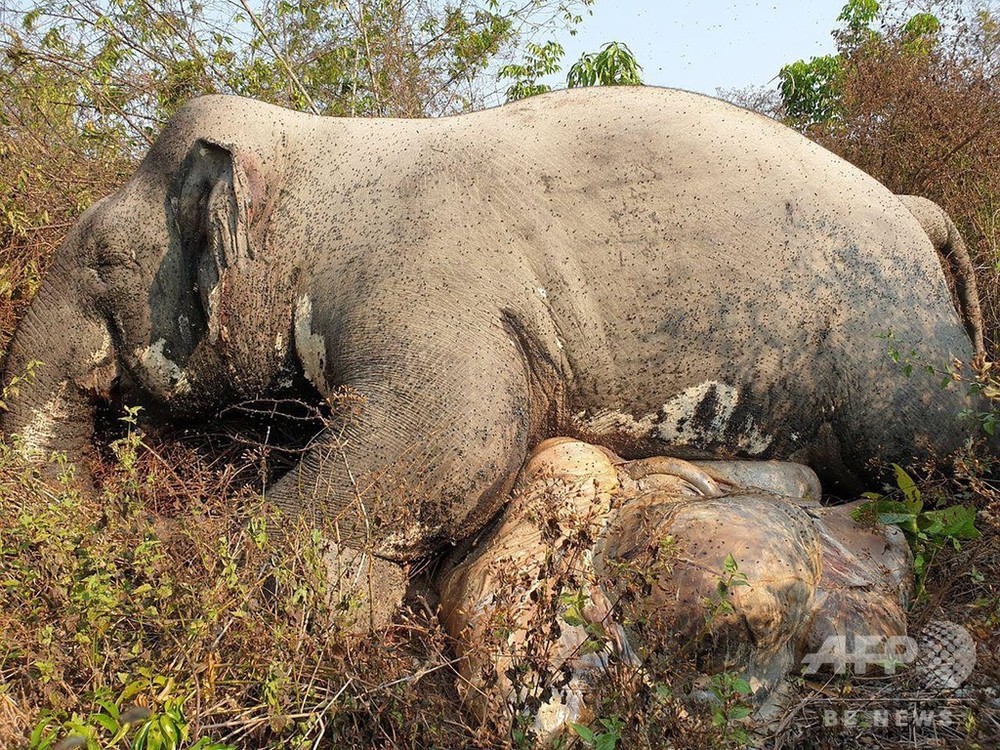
[544,0,848,95]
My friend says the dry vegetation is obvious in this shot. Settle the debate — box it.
[0,417,997,748]
[820,50,1000,358]
[0,421,475,749]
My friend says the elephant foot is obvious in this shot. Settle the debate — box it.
[321,541,408,634]
[436,439,914,746]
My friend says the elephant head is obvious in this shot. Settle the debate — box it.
[1,130,297,461]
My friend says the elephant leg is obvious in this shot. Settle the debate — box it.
[263,319,536,628]
[317,539,410,633]
[265,317,537,563]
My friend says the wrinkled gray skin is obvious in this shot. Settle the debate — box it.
[0,87,984,561]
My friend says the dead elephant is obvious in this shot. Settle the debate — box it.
[0,87,986,587]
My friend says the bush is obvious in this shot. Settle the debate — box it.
[0,416,480,749]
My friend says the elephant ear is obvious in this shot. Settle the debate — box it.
[171,138,270,343]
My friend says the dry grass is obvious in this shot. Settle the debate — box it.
[0,417,477,749]
[760,466,1000,749]
[0,404,998,748]
[0,413,743,749]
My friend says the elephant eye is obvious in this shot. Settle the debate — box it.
[91,237,134,269]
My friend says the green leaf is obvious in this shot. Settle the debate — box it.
[159,714,181,749]
[96,699,119,720]
[578,638,604,655]
[91,713,119,733]
[723,553,739,573]
[29,719,57,750]
[729,705,753,720]
[921,506,980,540]
[568,41,641,88]
[860,497,920,532]
[600,717,623,733]
[892,464,920,503]
[570,722,595,744]
[133,720,152,749]
[731,677,752,695]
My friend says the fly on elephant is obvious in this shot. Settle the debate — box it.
[0,87,988,633]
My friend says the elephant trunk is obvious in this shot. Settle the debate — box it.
[1,254,115,475]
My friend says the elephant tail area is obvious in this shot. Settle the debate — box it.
[899,194,986,359]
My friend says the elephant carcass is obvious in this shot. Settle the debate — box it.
[437,439,912,743]
[0,87,983,575]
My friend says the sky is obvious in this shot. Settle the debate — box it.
[544,0,848,96]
